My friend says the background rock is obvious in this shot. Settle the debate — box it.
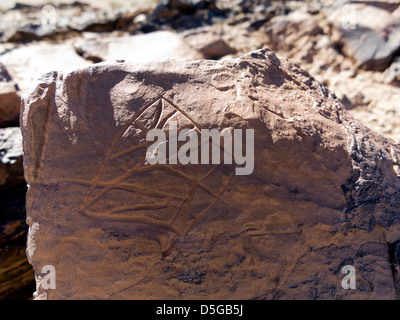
[73,31,203,63]
[21,49,400,300]
[0,127,33,299]
[0,64,20,127]
[0,43,90,93]
[0,184,34,300]
[348,0,400,12]
[382,56,400,85]
[0,127,24,190]
[182,27,236,59]
[328,4,400,71]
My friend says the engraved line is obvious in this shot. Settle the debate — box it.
[64,179,186,200]
[161,95,203,132]
[184,170,235,234]
[180,165,200,231]
[100,199,170,214]
[110,142,150,160]
[199,164,222,181]
[79,210,178,233]
[80,95,163,210]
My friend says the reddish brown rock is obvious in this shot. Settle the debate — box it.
[21,49,400,300]
[0,64,21,126]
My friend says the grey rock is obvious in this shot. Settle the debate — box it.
[74,31,203,64]
[0,43,90,94]
[382,56,400,85]
[328,4,400,71]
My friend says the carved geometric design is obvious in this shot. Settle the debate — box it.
[67,91,235,234]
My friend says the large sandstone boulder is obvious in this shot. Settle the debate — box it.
[21,49,400,299]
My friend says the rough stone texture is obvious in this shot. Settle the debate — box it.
[0,64,21,127]
[21,49,400,300]
[73,31,203,64]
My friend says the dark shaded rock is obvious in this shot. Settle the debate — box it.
[160,0,215,14]
[0,184,34,300]
[0,128,24,190]
[150,0,226,30]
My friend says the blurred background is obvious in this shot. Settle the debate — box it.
[0,0,399,300]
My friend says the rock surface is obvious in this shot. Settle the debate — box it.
[182,27,236,59]
[0,127,24,190]
[328,4,400,71]
[0,127,33,299]
[21,49,400,299]
[74,31,203,63]
[0,2,152,43]
[383,57,400,85]
[0,127,34,299]
[0,64,21,127]
[0,43,90,93]
[0,184,34,300]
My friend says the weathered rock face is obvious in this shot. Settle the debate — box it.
[21,49,400,300]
